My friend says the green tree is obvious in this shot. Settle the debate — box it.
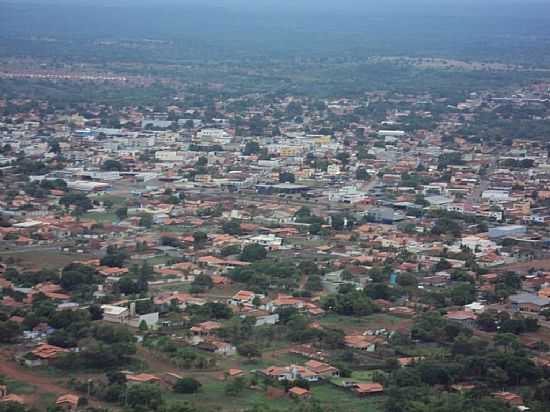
[126,383,163,411]
[173,377,202,394]
[0,320,21,343]
[139,213,154,228]
[115,207,128,221]
[243,141,261,155]
[279,172,295,183]
[222,220,242,235]
[193,231,208,248]
[240,244,267,262]
[101,159,124,171]
[225,377,246,397]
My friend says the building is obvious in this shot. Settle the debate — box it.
[190,321,222,344]
[155,151,186,162]
[196,129,232,144]
[20,344,69,367]
[352,383,384,397]
[445,310,478,328]
[488,225,527,239]
[288,386,311,399]
[101,304,129,323]
[509,293,550,313]
[55,394,80,411]
[126,373,161,385]
[328,186,368,204]
[303,360,339,378]
[366,207,406,224]
[377,130,405,137]
[248,234,283,248]
[256,183,310,195]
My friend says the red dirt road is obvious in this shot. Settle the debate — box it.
[0,352,103,409]
[0,358,67,394]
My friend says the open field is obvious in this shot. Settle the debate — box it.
[82,211,118,224]
[496,258,550,274]
[310,384,383,412]
[319,313,413,334]
[0,248,95,270]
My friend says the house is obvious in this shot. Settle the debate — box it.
[0,394,25,404]
[259,366,295,381]
[247,234,283,249]
[98,267,129,277]
[269,294,305,312]
[190,321,222,344]
[197,339,236,356]
[303,360,339,378]
[344,335,383,352]
[55,394,80,411]
[126,373,161,385]
[493,391,524,406]
[464,302,486,314]
[259,365,320,382]
[229,290,259,306]
[101,304,129,323]
[21,344,69,367]
[288,386,311,399]
[509,293,550,313]
[227,368,247,378]
[445,310,478,328]
[352,383,384,397]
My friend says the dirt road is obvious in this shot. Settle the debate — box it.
[0,352,103,409]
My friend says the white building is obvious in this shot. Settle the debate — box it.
[196,129,232,144]
[328,186,368,204]
[327,164,341,176]
[155,151,185,162]
[377,130,406,137]
[101,304,129,324]
[248,234,283,248]
[482,190,510,202]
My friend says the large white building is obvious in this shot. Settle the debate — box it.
[377,130,406,137]
[196,129,232,144]
[155,151,185,162]
[328,186,368,204]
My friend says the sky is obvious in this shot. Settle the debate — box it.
[4,0,549,10]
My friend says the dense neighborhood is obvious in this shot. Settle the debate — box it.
[1,74,550,412]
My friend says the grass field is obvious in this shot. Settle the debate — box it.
[165,379,294,411]
[165,378,383,412]
[89,194,129,207]
[131,255,177,267]
[319,313,411,333]
[1,249,95,270]
[330,370,386,387]
[310,384,384,412]
[82,211,118,223]
[4,377,37,395]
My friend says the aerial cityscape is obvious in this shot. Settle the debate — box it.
[1,1,550,412]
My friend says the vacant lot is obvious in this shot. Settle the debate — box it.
[0,248,94,270]
[319,313,413,334]
[496,258,550,274]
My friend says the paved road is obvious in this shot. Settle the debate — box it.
[0,243,73,255]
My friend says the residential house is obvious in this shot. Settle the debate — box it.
[288,386,311,399]
[352,383,384,397]
[55,394,80,411]
[445,310,478,328]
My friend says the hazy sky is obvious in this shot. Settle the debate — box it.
[4,0,548,9]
